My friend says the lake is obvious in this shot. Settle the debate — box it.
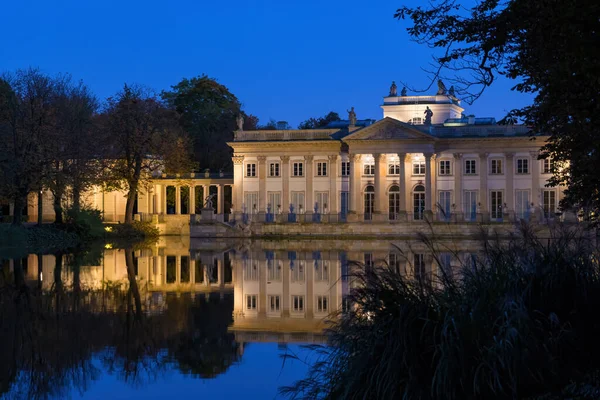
[0,236,483,399]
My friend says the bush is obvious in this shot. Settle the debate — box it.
[281,225,600,399]
[107,221,159,240]
[64,207,104,239]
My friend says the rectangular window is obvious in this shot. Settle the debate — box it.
[490,159,503,174]
[316,295,329,313]
[246,294,257,310]
[465,159,477,175]
[515,190,530,220]
[291,191,305,214]
[291,261,305,282]
[439,160,451,175]
[316,161,328,176]
[363,163,375,175]
[414,253,426,283]
[516,158,529,174]
[315,260,329,281]
[246,163,256,177]
[490,190,504,219]
[269,162,280,177]
[341,161,350,176]
[543,158,554,174]
[268,295,280,312]
[543,190,556,217]
[267,259,281,281]
[243,259,259,281]
[292,162,304,177]
[412,161,425,175]
[388,163,400,175]
[292,295,305,312]
[389,252,401,274]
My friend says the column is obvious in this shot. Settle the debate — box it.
[258,156,267,213]
[479,152,489,221]
[348,154,361,217]
[232,155,244,215]
[305,155,314,215]
[282,254,290,317]
[505,152,514,221]
[163,185,168,214]
[217,184,223,214]
[281,156,290,215]
[328,155,339,218]
[398,153,408,221]
[189,186,195,215]
[175,186,181,214]
[374,153,385,219]
[424,153,434,219]
[530,151,540,222]
[453,153,463,221]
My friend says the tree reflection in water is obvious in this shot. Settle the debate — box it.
[0,246,240,399]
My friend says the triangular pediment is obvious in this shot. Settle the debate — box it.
[343,117,436,141]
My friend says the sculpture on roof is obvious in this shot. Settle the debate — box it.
[436,79,447,95]
[401,86,407,96]
[448,85,456,97]
[389,81,397,96]
[236,114,244,131]
[347,107,357,126]
[424,106,433,125]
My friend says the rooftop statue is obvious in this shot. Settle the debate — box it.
[436,79,447,95]
[389,81,397,96]
[424,106,433,125]
[401,86,407,96]
[347,107,357,126]
[448,85,456,97]
[236,114,244,131]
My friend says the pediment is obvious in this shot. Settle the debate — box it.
[343,117,436,141]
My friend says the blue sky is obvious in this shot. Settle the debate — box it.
[1,0,531,127]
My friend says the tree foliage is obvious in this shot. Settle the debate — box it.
[100,84,193,223]
[298,111,341,129]
[396,0,600,220]
[162,75,241,172]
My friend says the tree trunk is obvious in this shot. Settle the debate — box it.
[72,184,81,212]
[53,188,64,224]
[37,191,43,226]
[12,195,24,226]
[125,185,137,224]
[125,249,143,320]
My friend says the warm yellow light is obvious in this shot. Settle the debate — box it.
[105,243,113,249]
[104,226,113,232]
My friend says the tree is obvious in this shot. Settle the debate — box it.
[162,75,242,172]
[298,111,340,129]
[101,84,192,224]
[0,68,56,225]
[395,0,600,221]
[242,113,259,130]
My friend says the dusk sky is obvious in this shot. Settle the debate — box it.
[2,0,531,127]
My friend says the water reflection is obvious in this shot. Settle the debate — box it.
[1,236,484,399]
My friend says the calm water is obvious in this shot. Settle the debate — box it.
[0,237,482,399]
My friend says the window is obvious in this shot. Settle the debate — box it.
[316,295,329,313]
[315,260,329,281]
[388,163,400,175]
[543,158,555,174]
[292,295,305,312]
[246,163,256,177]
[414,254,426,283]
[465,159,477,175]
[243,260,259,281]
[490,159,503,174]
[267,259,281,281]
[269,162,280,177]
[268,295,280,312]
[408,117,423,125]
[363,163,375,175]
[439,160,451,175]
[516,158,529,174]
[246,295,257,310]
[543,190,556,217]
[389,252,401,274]
[292,162,304,177]
[341,161,350,176]
[291,261,305,282]
[413,161,425,175]
[316,161,328,176]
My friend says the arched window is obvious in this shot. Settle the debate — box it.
[364,185,374,221]
[388,185,401,220]
[413,185,425,220]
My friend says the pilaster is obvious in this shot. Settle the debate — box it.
[453,153,464,221]
[397,153,408,221]
[505,152,515,220]
[479,152,489,222]
[258,156,267,212]
[232,155,244,213]
[328,155,339,216]
[424,153,435,220]
[281,156,290,213]
[305,155,314,214]
[348,154,361,218]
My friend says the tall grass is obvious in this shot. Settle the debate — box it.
[281,225,600,399]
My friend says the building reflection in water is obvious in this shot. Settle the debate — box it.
[15,236,486,346]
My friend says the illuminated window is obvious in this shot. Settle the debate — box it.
[268,295,280,312]
[388,163,400,175]
[412,161,425,175]
[246,163,256,177]
[363,163,375,175]
[246,295,257,310]
[490,159,503,174]
[269,162,280,177]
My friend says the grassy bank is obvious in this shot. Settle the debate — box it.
[282,225,600,399]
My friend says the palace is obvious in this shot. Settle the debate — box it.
[228,83,566,229]
[13,82,571,236]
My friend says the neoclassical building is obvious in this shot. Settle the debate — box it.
[229,86,564,225]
